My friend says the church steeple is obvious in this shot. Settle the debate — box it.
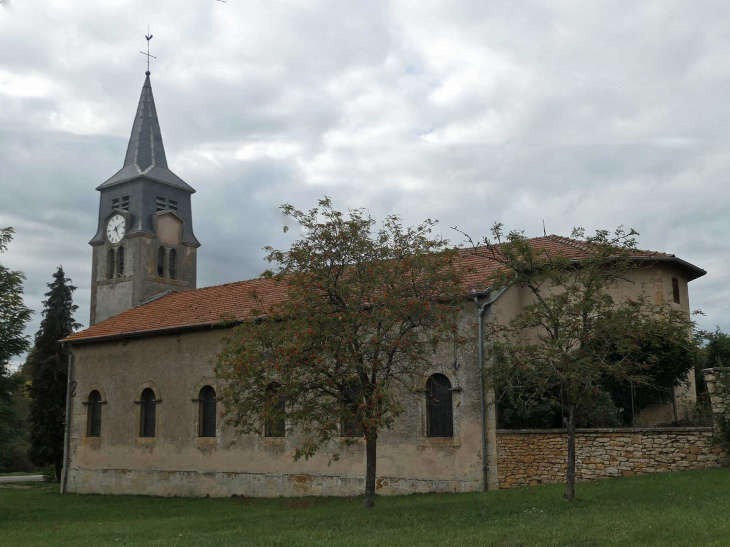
[88,68,200,327]
[123,73,168,171]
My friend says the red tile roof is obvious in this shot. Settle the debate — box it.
[63,235,702,343]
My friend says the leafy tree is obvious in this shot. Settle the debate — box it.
[0,228,32,469]
[27,266,80,482]
[478,225,698,500]
[215,199,465,508]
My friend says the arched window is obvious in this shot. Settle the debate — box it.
[87,390,102,437]
[265,384,285,438]
[199,385,217,437]
[117,246,125,277]
[106,248,115,279]
[140,388,157,437]
[426,374,453,438]
[169,249,177,280]
[157,247,165,277]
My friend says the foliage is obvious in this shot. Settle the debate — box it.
[215,198,466,508]
[477,225,699,500]
[0,228,32,470]
[27,266,80,482]
[3,470,730,546]
[0,367,35,473]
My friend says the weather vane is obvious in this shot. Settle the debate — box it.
[140,27,156,75]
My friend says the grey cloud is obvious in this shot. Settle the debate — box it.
[1,0,729,368]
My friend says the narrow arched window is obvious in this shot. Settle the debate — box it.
[199,385,216,437]
[117,246,125,276]
[169,249,177,280]
[87,390,102,437]
[672,278,680,304]
[157,247,165,277]
[106,248,115,279]
[426,374,453,437]
[265,384,285,438]
[140,388,157,437]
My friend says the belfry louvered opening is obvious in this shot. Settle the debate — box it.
[157,247,165,277]
[117,246,125,276]
[168,249,177,280]
[106,248,115,279]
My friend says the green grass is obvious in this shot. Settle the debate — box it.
[0,471,40,477]
[2,469,730,546]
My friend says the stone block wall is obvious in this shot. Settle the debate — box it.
[496,427,725,489]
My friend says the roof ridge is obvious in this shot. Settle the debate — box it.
[548,234,590,252]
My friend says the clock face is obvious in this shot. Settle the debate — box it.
[107,214,126,244]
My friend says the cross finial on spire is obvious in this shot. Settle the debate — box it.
[140,27,156,75]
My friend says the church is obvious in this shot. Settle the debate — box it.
[59,71,711,497]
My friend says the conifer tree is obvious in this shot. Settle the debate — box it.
[0,228,32,469]
[27,266,80,482]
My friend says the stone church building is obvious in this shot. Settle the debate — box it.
[60,72,709,497]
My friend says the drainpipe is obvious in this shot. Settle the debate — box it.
[474,286,509,492]
[61,348,74,494]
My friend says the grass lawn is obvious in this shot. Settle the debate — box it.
[2,469,730,547]
[0,471,40,477]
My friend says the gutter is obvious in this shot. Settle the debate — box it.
[474,285,510,492]
[60,350,74,494]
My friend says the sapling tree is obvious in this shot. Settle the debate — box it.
[475,225,698,500]
[215,199,466,508]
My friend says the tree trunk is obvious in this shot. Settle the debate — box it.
[54,456,63,484]
[564,403,576,500]
[363,433,377,508]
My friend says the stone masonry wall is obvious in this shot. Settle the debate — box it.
[497,428,725,489]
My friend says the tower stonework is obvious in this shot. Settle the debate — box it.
[89,73,199,326]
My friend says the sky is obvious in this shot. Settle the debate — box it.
[1,1,729,366]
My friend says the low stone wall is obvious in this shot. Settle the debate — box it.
[496,427,726,489]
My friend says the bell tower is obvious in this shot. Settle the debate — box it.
[89,70,200,326]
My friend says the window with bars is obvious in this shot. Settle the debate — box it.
[198,386,217,438]
[117,246,125,276]
[156,196,166,212]
[157,247,165,277]
[168,199,178,213]
[168,249,177,280]
[672,278,680,304]
[140,388,157,438]
[87,390,102,437]
[264,384,286,438]
[426,374,453,438]
[106,248,115,279]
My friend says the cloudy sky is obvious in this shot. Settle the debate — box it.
[1,1,729,363]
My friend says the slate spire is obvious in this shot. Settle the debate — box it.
[123,72,168,171]
[96,73,194,193]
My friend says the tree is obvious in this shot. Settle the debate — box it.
[477,225,698,500]
[0,228,32,469]
[27,266,80,482]
[215,199,465,508]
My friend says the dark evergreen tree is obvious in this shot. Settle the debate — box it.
[27,266,80,482]
[0,228,32,471]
